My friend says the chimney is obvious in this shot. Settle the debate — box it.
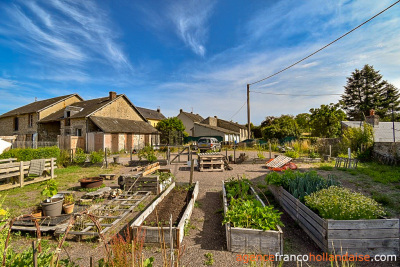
[366,109,379,127]
[109,91,117,100]
[157,108,160,113]
[208,117,217,127]
[180,109,183,113]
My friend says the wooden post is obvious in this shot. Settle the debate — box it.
[130,148,133,162]
[189,159,194,185]
[269,142,272,159]
[348,148,351,168]
[32,241,38,267]
[105,148,108,168]
[170,214,174,264]
[19,161,24,188]
[50,158,54,179]
[89,256,93,267]
[167,146,170,165]
[329,145,332,157]
[233,145,236,164]
[225,148,228,159]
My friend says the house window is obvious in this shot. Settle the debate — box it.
[13,117,19,131]
[76,128,82,136]
[28,114,33,128]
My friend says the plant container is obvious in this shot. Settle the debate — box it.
[79,177,103,188]
[62,203,75,214]
[31,211,42,221]
[41,198,63,217]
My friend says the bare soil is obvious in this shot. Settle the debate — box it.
[143,186,193,227]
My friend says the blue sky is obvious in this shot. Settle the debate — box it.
[0,0,399,125]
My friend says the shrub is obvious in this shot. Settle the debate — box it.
[73,148,87,164]
[89,150,104,164]
[0,146,60,161]
[0,196,9,263]
[57,149,71,167]
[265,170,340,202]
[284,150,299,158]
[138,146,157,163]
[308,151,320,159]
[304,186,386,220]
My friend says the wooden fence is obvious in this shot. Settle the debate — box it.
[0,158,57,191]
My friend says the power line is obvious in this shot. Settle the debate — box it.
[251,90,342,96]
[229,101,246,120]
[249,0,400,86]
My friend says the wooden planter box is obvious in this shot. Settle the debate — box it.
[223,182,283,254]
[268,185,400,256]
[131,181,199,248]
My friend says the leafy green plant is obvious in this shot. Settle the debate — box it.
[154,171,175,183]
[304,186,386,220]
[89,150,104,164]
[41,179,58,198]
[57,149,71,167]
[223,198,283,231]
[0,196,9,264]
[63,194,75,205]
[265,170,340,202]
[184,220,196,236]
[204,253,214,266]
[73,148,87,164]
[284,150,299,158]
[308,151,320,159]
[224,176,252,200]
[138,146,157,163]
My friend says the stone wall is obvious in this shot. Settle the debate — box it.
[38,95,81,120]
[0,113,38,137]
[92,96,142,121]
[373,142,400,157]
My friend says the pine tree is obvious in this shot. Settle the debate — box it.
[340,64,400,120]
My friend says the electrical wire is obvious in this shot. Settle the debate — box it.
[229,101,246,120]
[249,0,400,86]
[250,91,342,96]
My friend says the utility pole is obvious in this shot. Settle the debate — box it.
[247,84,251,139]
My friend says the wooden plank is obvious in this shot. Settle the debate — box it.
[327,238,399,249]
[0,158,17,164]
[328,228,398,239]
[327,219,399,230]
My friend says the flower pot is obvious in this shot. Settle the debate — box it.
[41,198,63,217]
[63,203,75,214]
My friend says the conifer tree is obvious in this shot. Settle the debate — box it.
[340,64,400,120]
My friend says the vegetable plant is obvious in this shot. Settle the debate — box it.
[41,179,58,199]
[305,186,386,220]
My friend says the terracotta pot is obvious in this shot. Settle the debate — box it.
[41,198,63,217]
[79,177,103,188]
[63,203,75,214]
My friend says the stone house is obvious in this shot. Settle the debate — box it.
[0,94,83,143]
[176,109,204,136]
[0,92,159,152]
[191,116,247,143]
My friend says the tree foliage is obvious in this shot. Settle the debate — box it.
[262,115,300,140]
[155,117,185,144]
[309,103,346,138]
[340,64,400,120]
[295,113,311,134]
[341,122,374,159]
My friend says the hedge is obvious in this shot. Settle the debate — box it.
[0,146,60,161]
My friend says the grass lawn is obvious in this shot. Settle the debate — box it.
[315,161,400,217]
[2,164,120,217]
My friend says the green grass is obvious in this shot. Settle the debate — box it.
[2,165,120,216]
[338,162,400,184]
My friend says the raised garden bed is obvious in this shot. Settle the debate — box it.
[268,185,399,256]
[222,181,283,254]
[79,177,103,188]
[130,181,199,248]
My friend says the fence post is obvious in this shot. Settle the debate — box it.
[234,145,236,164]
[19,161,24,188]
[32,241,38,267]
[348,148,351,168]
[329,145,332,157]
[190,159,194,185]
[105,148,108,168]
[167,146,170,165]
[269,142,272,159]
[51,158,54,179]
[130,148,133,162]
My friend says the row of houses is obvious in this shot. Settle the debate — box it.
[0,92,165,153]
[0,92,249,153]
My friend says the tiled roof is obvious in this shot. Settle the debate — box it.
[68,96,119,118]
[180,111,204,122]
[217,118,247,130]
[136,107,166,121]
[90,116,159,134]
[193,122,237,134]
[0,94,80,118]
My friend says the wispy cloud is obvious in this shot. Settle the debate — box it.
[0,0,131,71]
[138,0,215,56]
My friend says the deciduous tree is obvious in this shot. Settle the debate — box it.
[309,103,346,138]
